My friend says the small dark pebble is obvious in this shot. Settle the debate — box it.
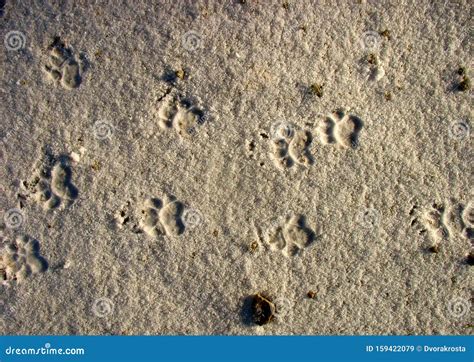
[307,290,316,299]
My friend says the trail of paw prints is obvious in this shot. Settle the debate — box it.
[156,89,205,138]
[270,122,313,170]
[115,195,199,237]
[317,110,363,149]
[0,235,48,284]
[43,36,86,89]
[410,201,473,263]
[20,152,78,210]
[265,215,315,257]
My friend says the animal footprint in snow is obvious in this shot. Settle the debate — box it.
[0,235,48,283]
[21,154,78,210]
[157,91,204,137]
[44,37,84,89]
[412,201,473,243]
[140,195,185,236]
[270,123,313,169]
[267,215,315,256]
[317,110,363,148]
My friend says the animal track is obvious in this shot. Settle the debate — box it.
[44,37,83,89]
[21,153,78,210]
[317,110,363,149]
[157,90,205,137]
[0,235,48,283]
[266,215,315,256]
[411,201,473,245]
[270,124,313,169]
[358,54,385,82]
[115,195,188,237]
[140,195,184,236]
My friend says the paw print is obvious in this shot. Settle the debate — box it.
[461,202,474,240]
[157,91,204,137]
[140,195,184,236]
[267,215,315,256]
[412,201,473,262]
[0,235,48,283]
[317,110,363,148]
[22,155,78,210]
[270,123,313,169]
[420,204,450,241]
[44,37,83,89]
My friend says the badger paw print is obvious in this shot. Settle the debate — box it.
[0,235,48,283]
[44,36,84,89]
[270,123,313,170]
[267,215,315,257]
[317,110,363,149]
[157,91,205,138]
[140,195,185,237]
[411,201,473,263]
[21,153,78,210]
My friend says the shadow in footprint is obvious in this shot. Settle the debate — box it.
[161,67,178,85]
[180,97,206,125]
[240,295,256,326]
[56,155,79,200]
[348,115,363,149]
[30,239,49,272]
[0,0,5,17]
